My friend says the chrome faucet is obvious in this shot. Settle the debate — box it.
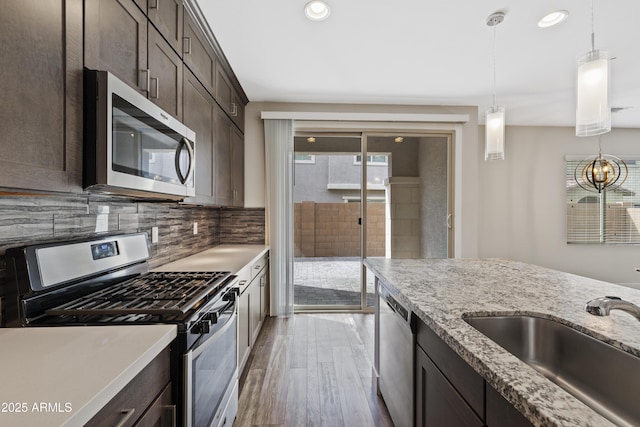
[585,296,640,321]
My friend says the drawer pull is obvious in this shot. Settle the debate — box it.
[254,265,261,270]
[114,408,136,427]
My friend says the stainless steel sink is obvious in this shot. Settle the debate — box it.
[464,315,640,427]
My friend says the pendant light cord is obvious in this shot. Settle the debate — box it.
[492,24,497,106]
[590,0,595,51]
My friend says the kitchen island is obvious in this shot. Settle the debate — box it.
[0,324,176,427]
[365,257,640,427]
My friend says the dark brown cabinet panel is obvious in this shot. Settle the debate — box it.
[214,106,233,206]
[86,347,171,427]
[183,68,215,205]
[183,9,216,96]
[0,0,83,193]
[486,384,534,427]
[147,0,183,56]
[216,59,244,131]
[232,127,245,207]
[415,345,484,427]
[85,0,148,94]
[148,26,183,119]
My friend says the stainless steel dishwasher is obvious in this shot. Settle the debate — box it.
[377,278,414,427]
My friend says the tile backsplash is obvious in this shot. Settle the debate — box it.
[0,193,265,294]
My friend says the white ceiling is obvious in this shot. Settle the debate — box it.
[196,0,640,128]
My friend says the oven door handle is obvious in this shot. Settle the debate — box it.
[184,308,236,427]
[192,308,236,360]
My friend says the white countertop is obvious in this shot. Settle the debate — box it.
[365,257,640,427]
[0,324,176,427]
[153,244,269,274]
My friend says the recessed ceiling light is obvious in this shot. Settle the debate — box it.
[538,10,569,28]
[394,137,404,143]
[304,1,331,21]
[307,137,316,143]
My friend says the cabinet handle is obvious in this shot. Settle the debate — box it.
[150,77,159,99]
[230,102,238,117]
[254,265,261,270]
[140,68,150,94]
[161,405,177,427]
[149,0,159,9]
[183,37,191,55]
[114,408,136,427]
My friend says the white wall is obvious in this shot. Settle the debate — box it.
[244,102,480,257]
[478,126,640,287]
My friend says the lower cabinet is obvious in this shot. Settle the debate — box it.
[237,252,269,374]
[86,347,174,427]
[415,319,533,427]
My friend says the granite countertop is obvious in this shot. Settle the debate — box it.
[153,244,269,274]
[0,324,176,427]
[364,257,640,427]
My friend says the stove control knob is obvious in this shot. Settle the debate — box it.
[194,319,211,334]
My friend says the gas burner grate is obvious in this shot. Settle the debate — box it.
[45,271,232,316]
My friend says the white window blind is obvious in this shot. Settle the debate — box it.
[566,158,640,244]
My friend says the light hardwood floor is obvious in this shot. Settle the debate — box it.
[234,313,394,427]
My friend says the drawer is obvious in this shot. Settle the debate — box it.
[250,253,268,280]
[235,265,251,295]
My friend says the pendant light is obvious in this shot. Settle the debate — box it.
[576,0,610,137]
[574,136,627,193]
[485,12,506,161]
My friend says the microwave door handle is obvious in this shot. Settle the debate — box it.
[174,138,194,184]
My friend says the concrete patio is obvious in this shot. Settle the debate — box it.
[293,257,376,307]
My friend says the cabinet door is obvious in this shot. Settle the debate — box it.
[85,0,148,94]
[147,0,183,56]
[148,26,182,119]
[238,288,251,372]
[231,127,245,207]
[0,0,83,193]
[214,105,233,206]
[259,270,268,322]
[215,61,233,114]
[183,67,215,204]
[183,9,216,95]
[249,280,261,345]
[415,346,484,427]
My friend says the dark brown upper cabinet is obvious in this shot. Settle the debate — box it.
[85,0,148,94]
[147,0,184,56]
[183,8,216,97]
[214,105,233,207]
[216,59,244,131]
[0,0,83,193]
[148,26,183,119]
[182,67,216,205]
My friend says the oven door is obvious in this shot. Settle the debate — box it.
[184,296,238,427]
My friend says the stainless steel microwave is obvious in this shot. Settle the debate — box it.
[83,70,196,199]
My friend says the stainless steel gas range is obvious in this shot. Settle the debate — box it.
[3,232,238,427]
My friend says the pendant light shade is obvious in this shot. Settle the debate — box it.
[485,105,505,160]
[576,0,611,137]
[576,50,611,136]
